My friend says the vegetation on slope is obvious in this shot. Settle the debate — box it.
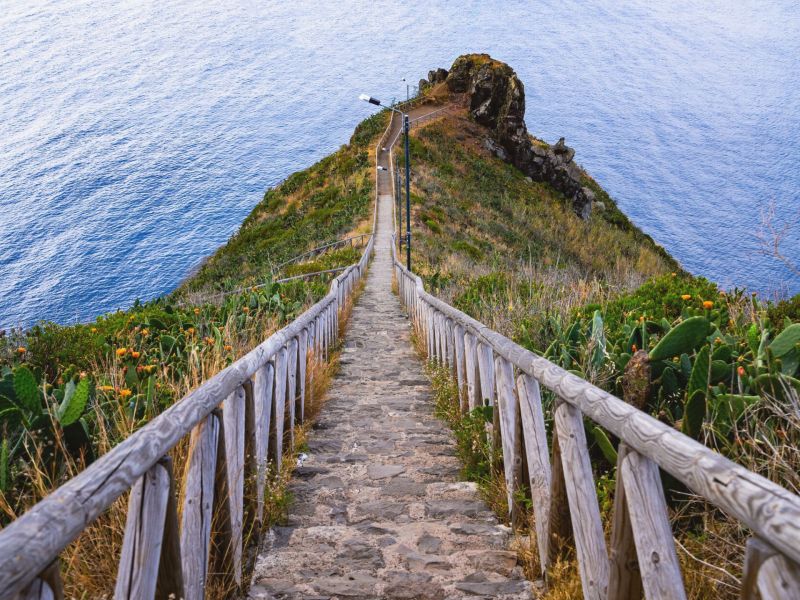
[403,108,800,598]
[0,111,388,597]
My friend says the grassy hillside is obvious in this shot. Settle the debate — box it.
[404,111,677,350]
[0,111,388,530]
[402,107,799,598]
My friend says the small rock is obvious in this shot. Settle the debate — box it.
[384,571,444,600]
[368,464,406,479]
[312,573,379,597]
[455,577,529,596]
[426,500,489,518]
[417,534,442,554]
[467,550,518,576]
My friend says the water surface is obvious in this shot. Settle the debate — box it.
[1,0,798,328]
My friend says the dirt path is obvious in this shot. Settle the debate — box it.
[248,106,532,600]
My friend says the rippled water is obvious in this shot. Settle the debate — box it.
[1,0,798,328]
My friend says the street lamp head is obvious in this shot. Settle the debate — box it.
[359,94,381,106]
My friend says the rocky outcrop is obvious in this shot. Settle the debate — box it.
[418,54,595,219]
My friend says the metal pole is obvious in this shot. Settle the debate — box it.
[404,113,411,270]
[395,156,401,242]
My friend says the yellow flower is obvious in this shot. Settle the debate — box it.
[141,328,149,337]
[671,272,677,277]
[681,294,691,300]
[116,347,127,357]
[119,389,133,399]
[702,300,713,309]
[194,307,201,315]
[90,327,98,333]
[98,385,115,392]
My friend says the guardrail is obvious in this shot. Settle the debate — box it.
[392,244,800,599]
[0,111,393,600]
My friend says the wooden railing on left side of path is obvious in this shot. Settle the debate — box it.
[0,113,395,600]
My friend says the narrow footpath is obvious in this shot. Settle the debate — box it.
[248,109,532,600]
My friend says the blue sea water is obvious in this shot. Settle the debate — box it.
[1,0,799,329]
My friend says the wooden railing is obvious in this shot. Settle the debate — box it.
[392,245,800,599]
[0,113,393,600]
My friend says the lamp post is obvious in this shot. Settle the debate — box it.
[359,94,412,271]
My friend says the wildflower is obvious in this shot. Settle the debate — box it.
[187,327,195,335]
[131,351,141,359]
[16,347,26,354]
[90,327,98,333]
[631,344,638,352]
[737,366,745,377]
[116,348,127,357]
[205,337,215,346]
[194,307,201,315]
[141,328,150,337]
[119,389,133,399]
[702,300,713,309]
[224,345,233,352]
[242,306,250,313]
[98,385,115,392]
[681,294,691,300]
[671,272,677,277]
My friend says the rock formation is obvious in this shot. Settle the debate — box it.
[418,54,595,219]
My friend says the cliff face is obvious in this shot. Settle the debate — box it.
[420,54,595,219]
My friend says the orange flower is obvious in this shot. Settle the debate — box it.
[119,389,133,399]
[205,337,215,346]
[187,327,195,335]
[16,347,26,354]
[702,300,713,309]
[681,294,691,300]
[194,307,201,315]
[671,272,677,277]
[141,328,150,337]
[737,366,745,377]
[631,344,638,352]
[116,348,127,357]
[242,306,250,313]
[131,351,141,359]
[224,345,233,352]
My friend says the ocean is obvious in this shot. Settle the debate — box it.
[1,0,798,328]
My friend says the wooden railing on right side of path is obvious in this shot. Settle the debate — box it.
[392,242,800,600]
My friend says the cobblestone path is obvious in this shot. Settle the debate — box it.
[248,118,533,600]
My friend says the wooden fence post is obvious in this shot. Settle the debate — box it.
[494,357,523,526]
[620,449,685,599]
[298,328,308,424]
[608,443,643,600]
[223,386,246,586]
[286,337,299,448]
[453,324,466,413]
[464,332,480,411]
[253,362,274,524]
[516,374,551,572]
[181,411,221,600]
[554,401,609,600]
[271,347,289,466]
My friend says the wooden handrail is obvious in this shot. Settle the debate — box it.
[0,112,393,600]
[391,237,800,599]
